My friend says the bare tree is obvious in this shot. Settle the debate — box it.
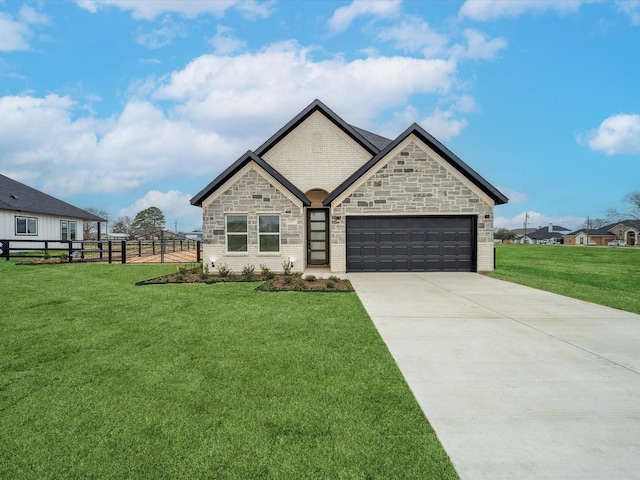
[112,216,134,239]
[83,207,109,239]
[606,191,640,222]
[581,217,608,229]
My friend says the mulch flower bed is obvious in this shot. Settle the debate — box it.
[136,267,353,292]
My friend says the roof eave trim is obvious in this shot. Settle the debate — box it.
[190,151,310,207]
[254,99,380,157]
[324,123,508,206]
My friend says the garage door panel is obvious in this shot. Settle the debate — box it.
[346,216,475,272]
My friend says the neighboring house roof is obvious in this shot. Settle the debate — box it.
[350,125,392,151]
[324,122,509,206]
[527,229,565,241]
[568,220,640,236]
[191,151,311,207]
[0,173,105,221]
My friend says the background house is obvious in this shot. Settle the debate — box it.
[0,173,105,242]
[514,224,570,244]
[564,220,639,246]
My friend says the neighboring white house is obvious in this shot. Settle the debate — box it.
[0,173,105,242]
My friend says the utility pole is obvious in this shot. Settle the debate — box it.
[523,212,529,244]
[586,216,590,246]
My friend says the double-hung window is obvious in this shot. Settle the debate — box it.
[226,215,248,252]
[258,215,280,253]
[61,221,77,241]
[16,216,37,236]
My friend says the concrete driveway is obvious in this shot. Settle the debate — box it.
[348,272,640,480]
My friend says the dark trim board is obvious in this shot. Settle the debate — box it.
[346,215,477,272]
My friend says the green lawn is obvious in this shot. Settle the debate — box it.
[489,244,640,314]
[0,261,457,479]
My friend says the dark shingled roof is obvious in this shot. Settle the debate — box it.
[350,125,392,151]
[190,151,310,207]
[0,173,105,221]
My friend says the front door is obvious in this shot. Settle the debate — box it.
[307,209,329,265]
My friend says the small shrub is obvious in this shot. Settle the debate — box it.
[43,252,51,260]
[305,274,317,282]
[200,263,209,280]
[260,263,275,280]
[217,263,230,277]
[242,264,256,281]
[329,275,340,282]
[282,259,293,275]
[177,264,189,275]
[294,280,306,291]
[59,253,69,262]
[325,279,336,289]
[283,275,293,285]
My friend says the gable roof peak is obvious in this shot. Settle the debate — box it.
[254,99,381,157]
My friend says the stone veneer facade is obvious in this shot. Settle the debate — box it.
[329,137,496,273]
[202,163,305,273]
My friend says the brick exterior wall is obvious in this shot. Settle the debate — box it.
[202,164,305,274]
[329,137,496,272]
[262,111,371,193]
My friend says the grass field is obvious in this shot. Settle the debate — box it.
[489,244,640,314]
[0,261,457,479]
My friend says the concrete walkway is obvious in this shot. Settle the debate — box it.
[348,272,640,480]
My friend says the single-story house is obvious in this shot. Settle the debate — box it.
[564,220,639,246]
[515,224,570,244]
[0,173,105,242]
[191,100,508,274]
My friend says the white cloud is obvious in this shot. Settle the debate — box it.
[328,0,401,32]
[459,0,586,21]
[0,94,228,198]
[582,113,640,155]
[450,29,508,60]
[75,0,270,21]
[377,16,448,57]
[209,25,247,54]
[421,108,468,141]
[496,186,526,204]
[494,211,584,230]
[136,16,187,49]
[19,6,51,25]
[153,41,457,135]
[118,190,202,231]
[616,0,640,25]
[0,12,32,51]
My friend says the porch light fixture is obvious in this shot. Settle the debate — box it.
[289,257,295,268]
[210,256,216,268]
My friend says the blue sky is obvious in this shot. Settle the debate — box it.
[1,0,639,232]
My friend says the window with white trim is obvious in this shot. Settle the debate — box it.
[16,216,37,236]
[61,221,77,241]
[226,215,248,252]
[258,215,280,253]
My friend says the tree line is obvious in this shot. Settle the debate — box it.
[83,206,170,240]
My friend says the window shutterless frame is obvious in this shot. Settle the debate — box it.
[258,215,280,253]
[226,214,248,252]
[16,216,37,236]
[61,221,78,241]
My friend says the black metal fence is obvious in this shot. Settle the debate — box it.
[0,238,201,264]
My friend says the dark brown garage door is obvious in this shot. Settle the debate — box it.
[346,216,476,272]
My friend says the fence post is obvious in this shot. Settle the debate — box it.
[108,241,112,264]
[121,241,127,264]
[138,241,141,257]
[1,240,9,261]
[197,241,201,263]
[68,241,73,262]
